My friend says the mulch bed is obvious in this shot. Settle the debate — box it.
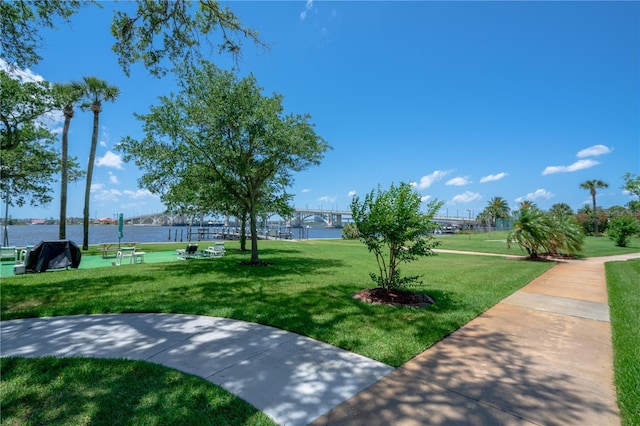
[353,287,435,308]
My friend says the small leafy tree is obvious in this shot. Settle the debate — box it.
[341,222,359,240]
[608,216,639,247]
[351,182,443,291]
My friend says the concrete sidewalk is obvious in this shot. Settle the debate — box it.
[313,253,639,425]
[0,313,393,426]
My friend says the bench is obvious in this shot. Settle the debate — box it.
[0,247,16,262]
[102,243,137,259]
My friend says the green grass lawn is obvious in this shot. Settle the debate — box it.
[606,258,640,426]
[0,357,275,426]
[438,231,640,257]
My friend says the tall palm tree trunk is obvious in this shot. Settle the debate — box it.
[591,191,599,236]
[82,110,100,250]
[58,114,71,240]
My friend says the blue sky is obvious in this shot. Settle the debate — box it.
[5,1,639,220]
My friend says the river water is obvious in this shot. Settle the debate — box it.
[2,224,343,247]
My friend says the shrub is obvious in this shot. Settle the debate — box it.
[608,216,639,247]
[351,182,442,290]
[341,222,359,239]
[509,207,584,258]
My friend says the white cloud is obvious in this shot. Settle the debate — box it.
[449,191,481,205]
[108,172,119,184]
[515,189,554,203]
[420,195,432,202]
[318,195,336,203]
[123,189,157,199]
[348,190,357,197]
[446,176,472,186]
[95,151,124,169]
[301,188,311,193]
[90,183,105,192]
[542,159,599,175]
[480,172,508,183]
[0,58,44,82]
[300,0,313,20]
[577,144,612,158]
[94,188,123,202]
[413,170,453,190]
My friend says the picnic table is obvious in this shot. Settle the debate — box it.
[101,243,137,259]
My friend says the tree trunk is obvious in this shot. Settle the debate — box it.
[239,215,247,251]
[592,193,599,237]
[58,115,71,240]
[249,203,259,264]
[83,110,100,250]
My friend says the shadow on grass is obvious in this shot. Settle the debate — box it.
[0,357,272,426]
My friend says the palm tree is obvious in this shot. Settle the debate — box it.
[53,83,83,240]
[579,179,609,236]
[507,206,551,259]
[486,196,511,227]
[549,202,573,217]
[75,77,120,250]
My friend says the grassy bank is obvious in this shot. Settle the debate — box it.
[606,258,640,426]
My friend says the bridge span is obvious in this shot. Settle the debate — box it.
[125,209,477,228]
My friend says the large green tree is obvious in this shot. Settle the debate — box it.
[53,83,85,240]
[111,0,265,77]
[118,62,329,264]
[1,125,61,246]
[0,70,57,150]
[579,179,609,236]
[75,77,120,250]
[2,0,263,78]
[0,0,86,70]
[351,182,443,291]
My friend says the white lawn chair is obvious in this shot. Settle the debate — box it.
[204,242,225,258]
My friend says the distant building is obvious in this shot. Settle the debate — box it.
[30,219,46,225]
[97,217,117,225]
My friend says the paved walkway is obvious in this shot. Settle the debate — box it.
[1,252,638,425]
[0,314,393,426]
[313,253,640,425]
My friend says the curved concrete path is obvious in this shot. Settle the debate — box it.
[0,313,393,426]
[313,253,640,426]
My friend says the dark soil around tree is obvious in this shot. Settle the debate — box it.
[353,288,435,308]
[239,261,274,267]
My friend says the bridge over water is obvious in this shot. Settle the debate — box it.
[125,209,477,228]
